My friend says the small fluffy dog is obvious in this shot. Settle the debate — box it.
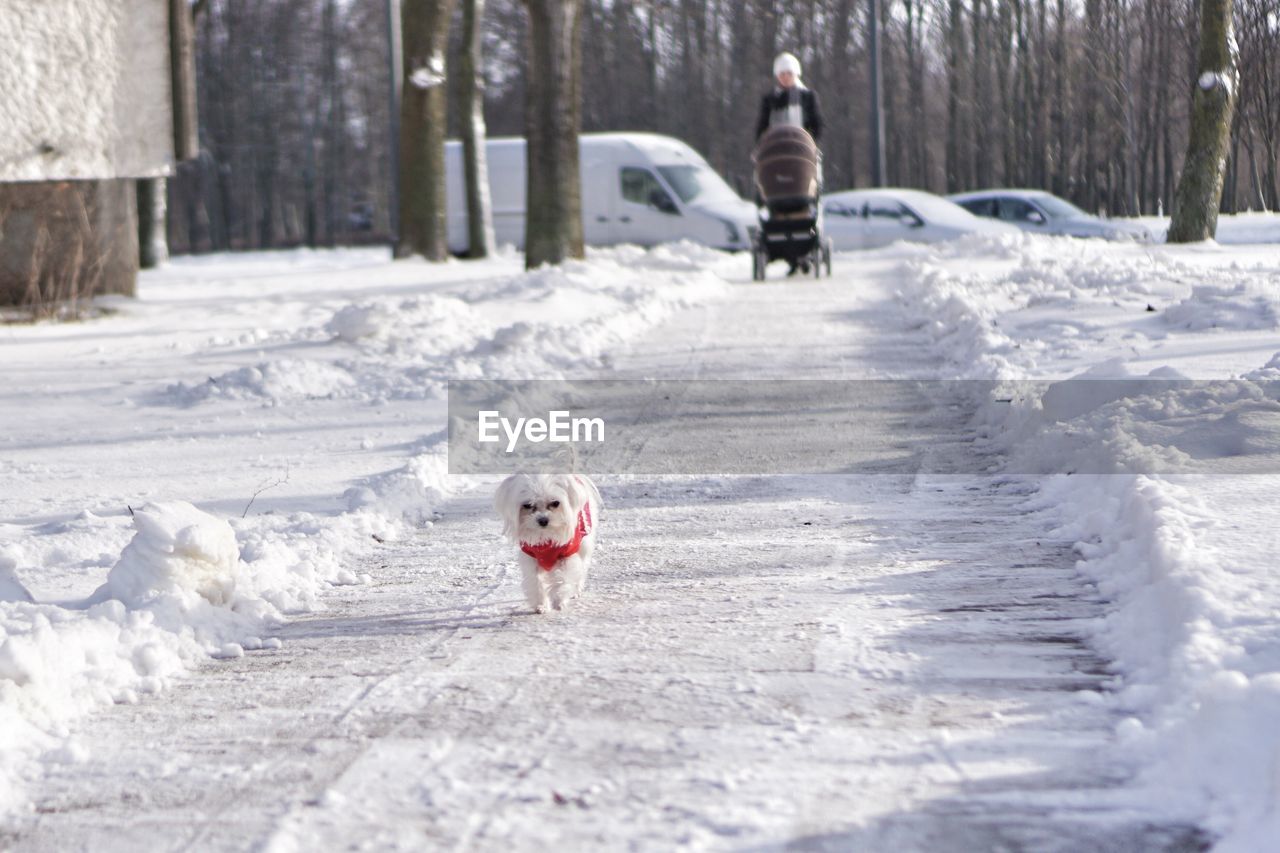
[494,472,602,613]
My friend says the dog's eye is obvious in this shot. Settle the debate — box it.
[521,502,533,510]
[548,501,560,509]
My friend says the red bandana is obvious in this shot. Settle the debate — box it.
[521,502,593,571]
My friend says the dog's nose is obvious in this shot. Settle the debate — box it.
[537,516,549,527]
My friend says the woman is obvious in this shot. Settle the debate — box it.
[756,51,825,274]
[755,52,824,143]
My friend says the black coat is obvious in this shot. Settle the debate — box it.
[755,86,824,143]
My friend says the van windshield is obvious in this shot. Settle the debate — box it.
[657,165,738,204]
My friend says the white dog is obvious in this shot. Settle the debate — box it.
[494,472,602,613]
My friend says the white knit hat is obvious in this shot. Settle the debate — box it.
[773,52,802,80]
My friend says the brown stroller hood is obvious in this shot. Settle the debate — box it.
[753,126,819,207]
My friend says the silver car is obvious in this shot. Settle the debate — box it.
[947,189,1153,242]
[822,188,1020,250]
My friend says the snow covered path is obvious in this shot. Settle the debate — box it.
[7,264,1205,850]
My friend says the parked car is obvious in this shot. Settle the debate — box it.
[821,188,1020,250]
[947,189,1154,242]
[444,133,756,254]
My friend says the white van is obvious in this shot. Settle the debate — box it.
[444,133,756,254]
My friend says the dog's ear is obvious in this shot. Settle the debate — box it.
[566,474,601,515]
[493,474,524,538]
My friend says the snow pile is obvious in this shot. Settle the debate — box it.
[344,434,454,526]
[0,598,187,812]
[326,243,733,391]
[894,237,1166,378]
[895,262,1027,379]
[899,237,1280,379]
[102,503,241,609]
[0,550,34,604]
[3,503,275,749]
[157,242,732,407]
[987,368,1280,478]
[166,360,357,406]
[899,238,1280,847]
[1164,279,1279,331]
[1245,352,1280,380]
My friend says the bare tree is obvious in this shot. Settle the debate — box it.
[522,0,585,268]
[460,0,496,257]
[161,0,1280,253]
[399,0,458,259]
[1169,0,1238,241]
[137,179,169,267]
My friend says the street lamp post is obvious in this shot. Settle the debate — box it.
[386,0,403,247]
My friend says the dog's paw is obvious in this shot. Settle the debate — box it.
[552,590,584,611]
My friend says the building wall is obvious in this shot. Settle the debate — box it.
[0,180,138,308]
[0,0,173,182]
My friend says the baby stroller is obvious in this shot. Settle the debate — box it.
[750,126,833,281]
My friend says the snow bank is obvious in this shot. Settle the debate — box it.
[1164,279,1279,331]
[1023,468,1280,851]
[0,458,466,818]
[899,237,1280,848]
[159,242,733,407]
[344,434,454,526]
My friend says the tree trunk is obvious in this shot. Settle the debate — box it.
[460,0,496,258]
[523,0,585,269]
[1169,0,1238,242]
[398,0,456,260]
[970,0,989,187]
[945,0,966,192]
[137,178,170,268]
[868,0,887,187]
[1051,0,1069,196]
[170,0,199,161]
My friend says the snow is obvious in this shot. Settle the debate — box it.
[2,229,1279,848]
[1197,70,1236,99]
[900,233,1280,848]
[0,551,34,604]
[1128,211,1280,245]
[102,502,241,609]
[0,242,734,819]
[0,0,172,180]
[410,52,447,89]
